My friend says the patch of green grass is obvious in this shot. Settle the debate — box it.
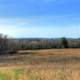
[13,68,24,80]
[0,72,10,80]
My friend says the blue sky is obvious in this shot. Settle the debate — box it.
[0,0,80,38]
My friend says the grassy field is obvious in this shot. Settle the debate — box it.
[0,65,80,80]
[0,49,80,80]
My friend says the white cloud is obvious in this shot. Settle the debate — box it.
[0,18,30,26]
[0,23,80,38]
[0,18,80,38]
[0,18,31,37]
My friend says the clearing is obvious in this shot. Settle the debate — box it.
[0,49,80,80]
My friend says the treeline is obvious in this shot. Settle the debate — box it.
[0,34,20,53]
[16,38,80,49]
[1,33,80,53]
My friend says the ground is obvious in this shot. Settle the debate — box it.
[0,49,80,80]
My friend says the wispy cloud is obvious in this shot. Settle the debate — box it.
[0,22,80,38]
[0,17,80,38]
[0,18,29,25]
[0,18,31,37]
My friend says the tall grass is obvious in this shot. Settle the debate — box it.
[0,64,79,80]
[0,49,80,80]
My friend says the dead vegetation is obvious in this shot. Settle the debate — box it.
[0,49,80,80]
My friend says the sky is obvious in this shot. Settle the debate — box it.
[0,0,80,38]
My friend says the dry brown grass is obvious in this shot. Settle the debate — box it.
[0,49,80,80]
[18,49,80,56]
[0,63,80,80]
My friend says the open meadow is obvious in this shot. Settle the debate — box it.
[0,49,80,80]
